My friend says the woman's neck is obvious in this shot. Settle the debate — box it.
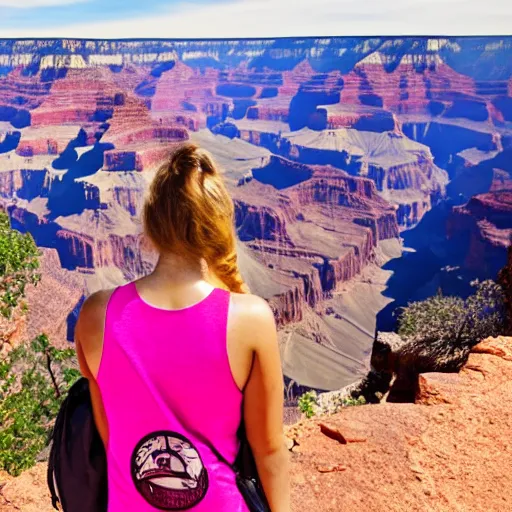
[151,252,205,286]
[136,252,215,310]
[147,251,228,294]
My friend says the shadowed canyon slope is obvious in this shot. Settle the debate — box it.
[2,336,511,511]
[0,37,511,391]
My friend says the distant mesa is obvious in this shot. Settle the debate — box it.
[0,35,510,392]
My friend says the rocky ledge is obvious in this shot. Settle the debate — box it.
[286,336,512,511]
[1,337,511,511]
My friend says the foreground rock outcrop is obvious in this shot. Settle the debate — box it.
[287,336,512,511]
[1,337,511,511]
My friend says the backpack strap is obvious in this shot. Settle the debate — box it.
[47,388,70,510]
[47,450,59,510]
[168,403,237,472]
[181,415,236,472]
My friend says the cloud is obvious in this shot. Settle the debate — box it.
[0,0,87,7]
[0,0,511,38]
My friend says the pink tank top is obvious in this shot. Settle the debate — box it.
[97,282,249,512]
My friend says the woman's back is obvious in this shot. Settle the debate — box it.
[97,282,247,511]
[76,142,290,512]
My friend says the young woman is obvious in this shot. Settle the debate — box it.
[75,143,290,512]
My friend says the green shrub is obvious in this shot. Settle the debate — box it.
[340,395,367,407]
[398,280,505,347]
[298,391,318,418]
[0,213,74,476]
[0,212,40,319]
[0,335,79,476]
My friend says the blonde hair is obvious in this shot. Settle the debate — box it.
[143,142,248,294]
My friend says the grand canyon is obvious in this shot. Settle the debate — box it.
[0,37,511,393]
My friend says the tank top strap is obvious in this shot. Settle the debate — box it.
[110,281,230,317]
[202,286,231,318]
[105,281,137,320]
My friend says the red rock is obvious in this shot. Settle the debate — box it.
[447,191,512,273]
[0,168,50,201]
[30,68,116,127]
[317,464,346,473]
[285,336,512,511]
[415,372,461,405]
[345,437,368,443]
[2,340,512,511]
[0,68,49,111]
[24,248,84,346]
[490,168,512,192]
[230,159,401,331]
[101,94,190,173]
[472,336,512,362]
[0,38,509,399]
[152,61,229,130]
[339,52,478,116]
[0,464,52,512]
[319,423,348,444]
[279,128,447,230]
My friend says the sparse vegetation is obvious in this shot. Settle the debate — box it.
[0,214,79,476]
[0,335,79,476]
[299,389,367,418]
[398,280,505,347]
[341,395,367,407]
[298,391,318,418]
[0,212,40,319]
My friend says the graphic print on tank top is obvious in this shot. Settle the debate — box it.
[131,431,209,510]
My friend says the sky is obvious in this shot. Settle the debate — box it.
[0,0,511,40]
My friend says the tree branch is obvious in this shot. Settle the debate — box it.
[46,352,60,398]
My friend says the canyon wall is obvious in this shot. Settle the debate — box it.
[0,36,510,391]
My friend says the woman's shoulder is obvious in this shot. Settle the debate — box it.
[228,292,277,351]
[230,292,275,321]
[81,288,116,318]
[76,288,116,341]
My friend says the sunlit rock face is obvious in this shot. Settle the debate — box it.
[0,36,511,391]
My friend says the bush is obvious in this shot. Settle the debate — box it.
[398,280,505,348]
[341,396,367,407]
[0,212,40,319]
[301,390,367,417]
[298,391,318,418]
[0,334,79,476]
[0,214,75,476]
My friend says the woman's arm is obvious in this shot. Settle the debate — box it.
[74,290,113,447]
[237,296,290,512]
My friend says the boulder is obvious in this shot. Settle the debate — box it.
[370,331,406,373]
[2,338,512,511]
[497,242,512,335]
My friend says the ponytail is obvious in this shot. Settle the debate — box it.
[143,142,248,294]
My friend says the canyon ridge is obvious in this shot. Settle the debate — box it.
[0,36,511,391]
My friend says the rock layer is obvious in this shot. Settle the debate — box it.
[0,36,510,392]
[2,337,511,511]
[447,190,512,275]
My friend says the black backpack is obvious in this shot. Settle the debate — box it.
[47,377,269,512]
[47,378,108,511]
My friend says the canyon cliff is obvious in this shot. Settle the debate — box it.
[1,337,511,511]
[0,36,510,391]
[447,190,512,276]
